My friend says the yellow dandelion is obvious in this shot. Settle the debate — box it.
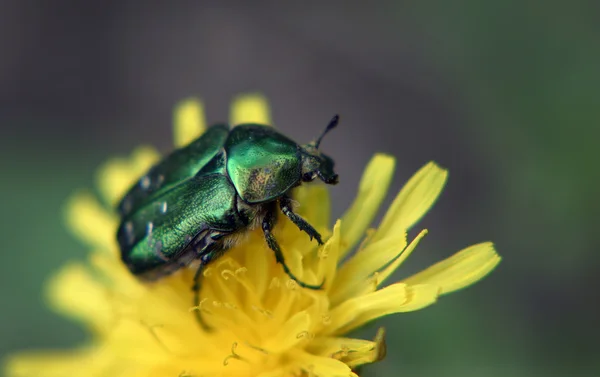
[5,94,501,377]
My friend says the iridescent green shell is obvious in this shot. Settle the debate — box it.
[116,122,336,278]
[225,125,302,203]
[118,124,229,217]
[117,174,242,275]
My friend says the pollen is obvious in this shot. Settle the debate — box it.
[222,342,246,366]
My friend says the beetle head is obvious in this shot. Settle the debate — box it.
[300,115,339,185]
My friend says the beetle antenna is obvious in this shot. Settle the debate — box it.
[315,114,339,149]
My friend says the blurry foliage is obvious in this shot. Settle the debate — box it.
[407,1,599,372]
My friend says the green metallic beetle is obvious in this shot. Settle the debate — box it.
[116,115,339,323]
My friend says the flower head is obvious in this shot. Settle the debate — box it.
[5,95,501,377]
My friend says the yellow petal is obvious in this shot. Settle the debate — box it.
[329,229,407,305]
[328,283,438,335]
[47,263,113,332]
[4,348,102,377]
[308,329,385,368]
[241,230,272,298]
[339,154,395,257]
[290,349,352,377]
[230,93,271,125]
[371,161,447,244]
[256,369,286,377]
[88,251,145,299]
[102,320,176,361]
[64,191,118,252]
[263,311,310,352]
[342,229,428,302]
[96,146,160,206]
[318,220,341,288]
[372,327,387,363]
[173,98,206,147]
[292,184,331,232]
[374,229,429,289]
[341,328,386,368]
[308,336,374,358]
[402,242,501,294]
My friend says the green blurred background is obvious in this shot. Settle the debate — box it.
[1,2,598,376]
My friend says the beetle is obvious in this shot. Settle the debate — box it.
[116,115,339,325]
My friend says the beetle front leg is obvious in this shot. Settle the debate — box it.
[279,195,324,244]
[262,208,323,290]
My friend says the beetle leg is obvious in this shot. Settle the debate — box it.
[192,251,216,331]
[279,195,324,244]
[262,208,323,290]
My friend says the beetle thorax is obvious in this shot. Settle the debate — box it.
[236,196,270,231]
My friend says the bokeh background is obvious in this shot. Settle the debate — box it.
[1,1,598,376]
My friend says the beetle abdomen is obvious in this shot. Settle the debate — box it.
[118,174,242,276]
[118,124,230,217]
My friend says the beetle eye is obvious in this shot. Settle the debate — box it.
[302,172,315,181]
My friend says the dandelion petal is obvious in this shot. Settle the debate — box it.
[290,349,353,377]
[340,154,395,256]
[64,192,118,252]
[308,336,374,357]
[330,229,407,304]
[47,263,113,332]
[308,334,386,368]
[5,349,100,377]
[403,242,501,294]
[293,185,331,232]
[230,93,271,125]
[372,161,447,243]
[173,98,206,147]
[374,229,429,289]
[328,283,438,335]
[319,220,341,287]
[263,311,310,353]
[256,369,286,377]
[96,146,160,206]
